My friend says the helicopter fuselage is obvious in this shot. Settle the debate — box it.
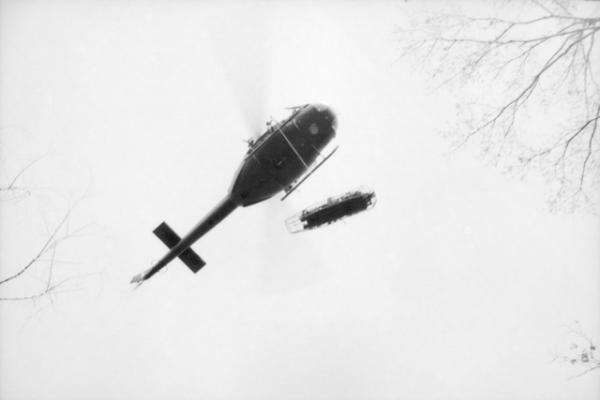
[230,103,337,206]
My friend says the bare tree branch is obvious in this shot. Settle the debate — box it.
[399,0,600,210]
[0,155,91,303]
[0,207,73,286]
[0,154,46,193]
[552,321,600,379]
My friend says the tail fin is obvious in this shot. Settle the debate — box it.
[153,222,206,273]
[130,196,238,284]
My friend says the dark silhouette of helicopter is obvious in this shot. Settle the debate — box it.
[131,103,337,283]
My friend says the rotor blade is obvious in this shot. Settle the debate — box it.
[206,6,273,138]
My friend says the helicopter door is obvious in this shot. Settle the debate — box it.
[252,129,306,185]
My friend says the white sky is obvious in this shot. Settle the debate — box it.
[1,1,599,399]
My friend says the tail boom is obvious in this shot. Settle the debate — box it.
[131,195,238,283]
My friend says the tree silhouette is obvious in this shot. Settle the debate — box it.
[399,0,600,210]
[0,157,88,302]
[552,321,600,379]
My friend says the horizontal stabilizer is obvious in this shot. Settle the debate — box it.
[153,222,206,273]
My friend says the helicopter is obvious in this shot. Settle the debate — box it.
[130,103,338,284]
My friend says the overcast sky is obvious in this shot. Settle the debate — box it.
[1,1,599,399]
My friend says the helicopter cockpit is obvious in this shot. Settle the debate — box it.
[244,105,310,154]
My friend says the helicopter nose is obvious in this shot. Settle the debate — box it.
[314,103,337,131]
